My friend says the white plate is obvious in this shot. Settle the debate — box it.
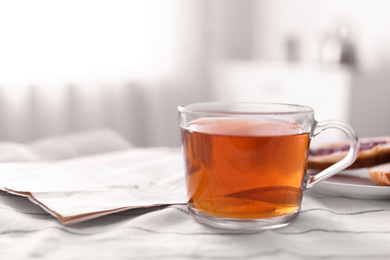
[308,169,390,200]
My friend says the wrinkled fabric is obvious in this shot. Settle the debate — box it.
[0,130,390,259]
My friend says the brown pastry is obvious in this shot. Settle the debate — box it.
[308,136,390,170]
[369,162,390,186]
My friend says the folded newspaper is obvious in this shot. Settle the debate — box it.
[0,129,187,225]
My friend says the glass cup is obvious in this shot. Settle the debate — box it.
[178,102,359,230]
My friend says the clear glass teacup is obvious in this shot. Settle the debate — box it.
[178,102,359,230]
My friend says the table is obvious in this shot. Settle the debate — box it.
[1,130,390,259]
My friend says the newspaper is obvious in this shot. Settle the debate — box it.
[0,129,187,225]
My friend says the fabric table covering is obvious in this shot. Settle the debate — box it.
[0,130,390,259]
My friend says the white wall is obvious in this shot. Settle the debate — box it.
[0,0,389,147]
[252,0,390,137]
[207,0,390,138]
[254,0,390,71]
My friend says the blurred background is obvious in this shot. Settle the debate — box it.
[0,0,389,147]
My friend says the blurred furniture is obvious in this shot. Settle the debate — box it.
[210,61,352,122]
[210,61,353,143]
[210,60,390,141]
[350,71,390,137]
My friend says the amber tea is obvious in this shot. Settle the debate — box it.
[182,117,310,219]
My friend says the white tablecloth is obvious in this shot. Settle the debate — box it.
[1,130,390,259]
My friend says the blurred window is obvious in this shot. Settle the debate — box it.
[0,0,183,85]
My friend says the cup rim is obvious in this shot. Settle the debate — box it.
[178,102,314,115]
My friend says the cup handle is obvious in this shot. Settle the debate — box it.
[305,120,360,189]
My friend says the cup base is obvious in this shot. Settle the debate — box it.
[188,203,300,231]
